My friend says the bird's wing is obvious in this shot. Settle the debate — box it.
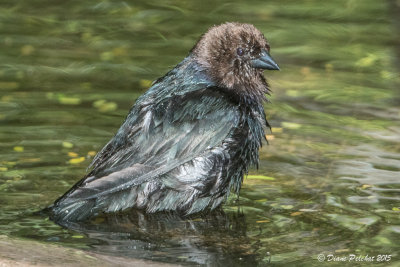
[60,88,240,202]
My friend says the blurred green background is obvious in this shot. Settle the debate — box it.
[0,0,399,266]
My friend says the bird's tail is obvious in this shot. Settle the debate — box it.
[49,198,98,222]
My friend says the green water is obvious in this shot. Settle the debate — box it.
[0,0,399,266]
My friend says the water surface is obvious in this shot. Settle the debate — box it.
[0,0,399,266]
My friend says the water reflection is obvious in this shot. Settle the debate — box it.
[57,210,262,266]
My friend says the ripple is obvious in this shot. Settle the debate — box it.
[335,144,400,204]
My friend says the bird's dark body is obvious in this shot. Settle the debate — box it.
[49,23,279,222]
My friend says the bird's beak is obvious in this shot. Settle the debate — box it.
[251,49,280,70]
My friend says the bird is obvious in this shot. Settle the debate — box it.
[49,22,279,222]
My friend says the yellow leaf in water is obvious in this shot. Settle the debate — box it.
[139,79,153,88]
[355,53,378,67]
[246,175,275,180]
[392,207,400,211]
[265,135,275,140]
[271,127,283,133]
[68,152,79,158]
[87,151,97,157]
[256,220,270,223]
[361,184,372,189]
[281,122,301,129]
[290,211,303,216]
[285,90,300,97]
[93,99,106,108]
[13,146,24,152]
[62,142,74,148]
[69,157,85,164]
[380,70,397,80]
[280,205,294,210]
[0,167,8,172]
[58,96,82,105]
[335,249,350,253]
[93,100,117,112]
[98,102,117,112]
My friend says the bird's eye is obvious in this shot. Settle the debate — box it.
[236,47,244,56]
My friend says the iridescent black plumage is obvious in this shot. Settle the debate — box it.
[50,23,279,222]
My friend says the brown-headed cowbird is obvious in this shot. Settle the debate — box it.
[50,22,279,222]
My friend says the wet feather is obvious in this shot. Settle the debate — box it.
[50,22,278,222]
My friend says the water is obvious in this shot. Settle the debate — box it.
[1,0,399,266]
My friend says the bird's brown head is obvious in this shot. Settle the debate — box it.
[191,22,279,100]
